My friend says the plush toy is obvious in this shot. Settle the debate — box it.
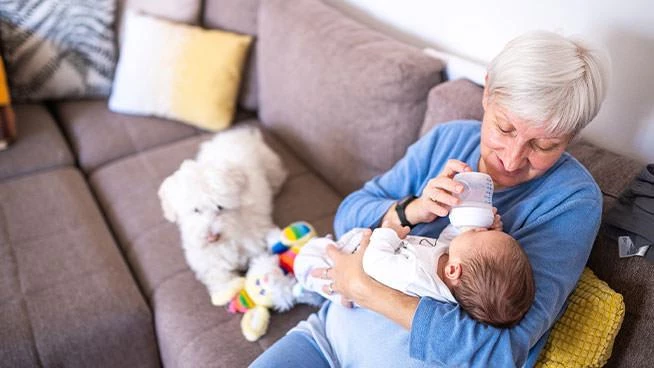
[226,254,296,342]
[226,222,321,342]
[269,221,317,273]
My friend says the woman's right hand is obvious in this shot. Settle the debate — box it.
[406,159,472,225]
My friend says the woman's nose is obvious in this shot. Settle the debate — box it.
[503,144,528,171]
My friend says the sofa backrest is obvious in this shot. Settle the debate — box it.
[256,0,444,196]
[115,0,203,45]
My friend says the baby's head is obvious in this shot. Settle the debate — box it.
[445,229,535,328]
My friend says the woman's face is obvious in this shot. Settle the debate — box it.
[479,94,571,189]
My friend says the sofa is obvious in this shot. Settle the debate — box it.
[0,0,649,367]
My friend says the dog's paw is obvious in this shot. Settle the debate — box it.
[210,277,246,306]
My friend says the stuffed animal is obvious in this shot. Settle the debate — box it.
[269,221,317,273]
[226,254,296,342]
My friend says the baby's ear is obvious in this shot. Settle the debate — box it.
[158,175,178,223]
[444,262,462,285]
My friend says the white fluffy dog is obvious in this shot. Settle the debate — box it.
[158,126,287,306]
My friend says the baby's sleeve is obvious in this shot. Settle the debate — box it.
[363,230,414,293]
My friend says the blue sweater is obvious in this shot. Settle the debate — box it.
[329,121,602,367]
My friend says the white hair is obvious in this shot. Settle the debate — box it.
[486,30,611,136]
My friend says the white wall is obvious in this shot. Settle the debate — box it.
[324,0,654,163]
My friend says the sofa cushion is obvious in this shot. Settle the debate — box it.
[0,1,117,101]
[52,99,201,173]
[204,0,261,111]
[536,267,625,367]
[0,104,74,181]
[567,139,643,214]
[420,79,485,137]
[109,11,253,132]
[51,99,257,174]
[88,120,340,366]
[258,0,443,196]
[0,168,159,367]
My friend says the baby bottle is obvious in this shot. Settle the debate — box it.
[448,172,494,229]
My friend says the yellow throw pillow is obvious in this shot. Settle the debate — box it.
[109,11,252,131]
[536,268,625,368]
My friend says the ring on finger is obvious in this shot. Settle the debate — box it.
[322,267,331,280]
[327,282,335,295]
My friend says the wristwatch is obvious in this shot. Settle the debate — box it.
[395,195,417,228]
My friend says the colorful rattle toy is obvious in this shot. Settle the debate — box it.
[270,221,316,274]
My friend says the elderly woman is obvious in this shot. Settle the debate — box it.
[251,30,610,367]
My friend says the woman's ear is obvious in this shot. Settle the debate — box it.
[444,261,462,286]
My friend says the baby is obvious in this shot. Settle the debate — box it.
[294,220,535,327]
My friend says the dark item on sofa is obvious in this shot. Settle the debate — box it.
[605,164,654,262]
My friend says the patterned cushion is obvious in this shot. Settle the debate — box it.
[0,0,117,101]
[536,268,625,368]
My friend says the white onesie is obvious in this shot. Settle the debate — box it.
[293,226,459,304]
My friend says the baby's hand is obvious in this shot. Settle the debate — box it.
[381,220,410,239]
[490,207,503,231]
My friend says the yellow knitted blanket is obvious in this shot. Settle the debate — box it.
[536,267,625,368]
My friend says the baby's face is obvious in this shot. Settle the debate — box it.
[449,229,512,261]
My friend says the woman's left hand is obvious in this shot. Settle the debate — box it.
[310,229,374,308]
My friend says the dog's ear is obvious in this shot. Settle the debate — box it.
[229,167,249,194]
[204,164,249,195]
[158,175,178,223]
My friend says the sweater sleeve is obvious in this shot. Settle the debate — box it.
[409,195,602,367]
[334,129,438,238]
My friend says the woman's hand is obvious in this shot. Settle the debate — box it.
[405,159,472,225]
[310,229,375,308]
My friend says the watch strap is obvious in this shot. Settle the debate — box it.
[395,195,417,228]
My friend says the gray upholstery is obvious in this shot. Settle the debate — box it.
[203,0,259,35]
[51,99,256,174]
[419,78,485,137]
[258,0,443,196]
[204,0,261,112]
[0,168,159,367]
[116,0,203,45]
[52,99,202,174]
[88,121,339,366]
[567,139,644,214]
[0,104,74,181]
